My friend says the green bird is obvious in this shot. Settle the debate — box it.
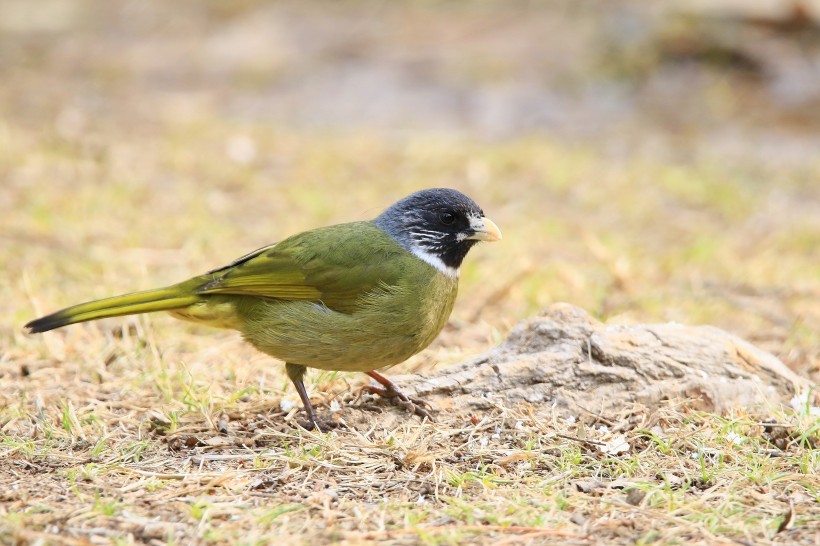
[25,188,501,429]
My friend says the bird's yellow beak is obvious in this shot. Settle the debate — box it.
[467,217,502,242]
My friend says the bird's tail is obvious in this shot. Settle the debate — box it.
[24,284,202,334]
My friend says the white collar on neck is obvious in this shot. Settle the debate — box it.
[409,245,459,278]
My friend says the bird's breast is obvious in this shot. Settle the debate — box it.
[238,269,458,372]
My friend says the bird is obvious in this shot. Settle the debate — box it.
[24,188,501,430]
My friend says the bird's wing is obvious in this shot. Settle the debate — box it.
[195,222,408,313]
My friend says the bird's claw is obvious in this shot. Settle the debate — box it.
[296,416,341,433]
[359,385,434,421]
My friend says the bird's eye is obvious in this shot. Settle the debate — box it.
[439,211,456,225]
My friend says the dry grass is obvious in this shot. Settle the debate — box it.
[3,124,819,546]
[2,360,818,546]
[2,2,820,545]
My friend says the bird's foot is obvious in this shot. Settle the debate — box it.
[285,363,344,433]
[295,415,341,433]
[359,384,434,422]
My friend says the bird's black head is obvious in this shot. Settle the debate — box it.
[374,188,501,275]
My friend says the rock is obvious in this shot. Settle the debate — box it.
[399,304,810,417]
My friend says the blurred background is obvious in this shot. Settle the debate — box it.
[2,0,819,384]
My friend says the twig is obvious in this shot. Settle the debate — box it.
[575,404,616,426]
[554,434,606,446]
[362,525,588,540]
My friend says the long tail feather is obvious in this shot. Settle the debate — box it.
[24,285,202,333]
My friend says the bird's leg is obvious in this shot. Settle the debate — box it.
[362,371,434,421]
[285,363,324,431]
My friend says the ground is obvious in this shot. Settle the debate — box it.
[1,2,819,545]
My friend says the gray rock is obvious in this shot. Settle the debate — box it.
[399,304,809,416]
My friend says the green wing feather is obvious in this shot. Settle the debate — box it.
[195,221,408,313]
[25,221,411,333]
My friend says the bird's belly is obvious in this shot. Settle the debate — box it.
[235,280,456,372]
[168,301,242,329]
